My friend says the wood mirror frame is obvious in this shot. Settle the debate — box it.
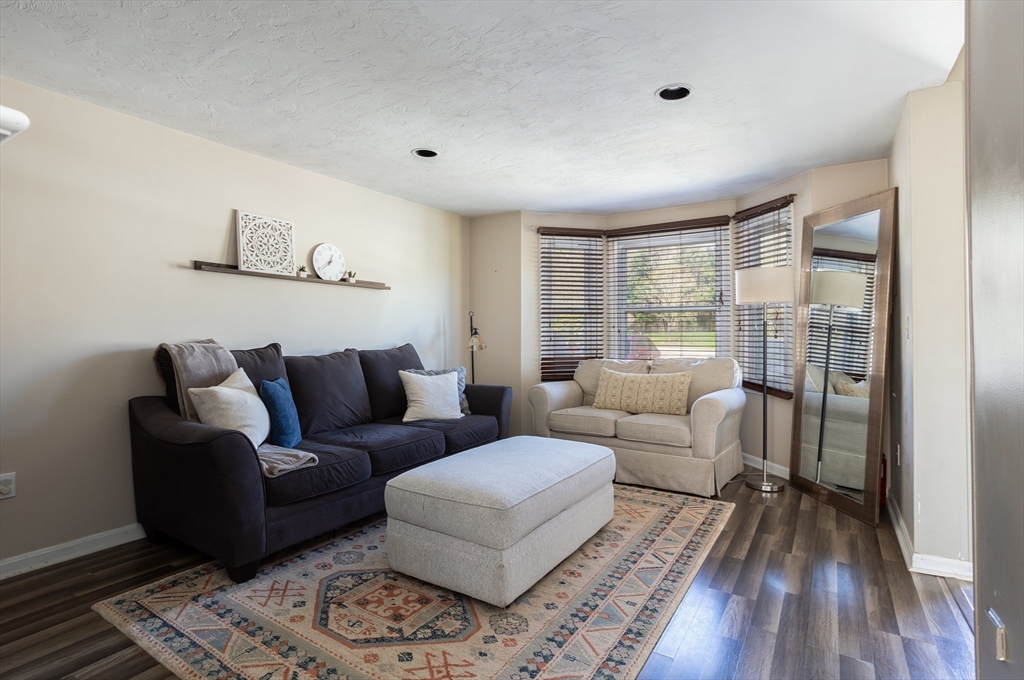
[789,188,897,526]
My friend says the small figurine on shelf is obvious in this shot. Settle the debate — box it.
[296,265,309,278]
[342,270,357,282]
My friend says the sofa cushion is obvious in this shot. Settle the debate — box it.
[650,357,742,410]
[549,406,630,437]
[358,344,425,421]
[232,343,288,388]
[264,440,372,507]
[380,415,499,455]
[307,423,445,475]
[574,359,649,405]
[285,350,371,435]
[616,413,692,448]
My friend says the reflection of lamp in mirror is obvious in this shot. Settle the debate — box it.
[467,311,486,383]
[735,266,794,492]
[810,270,868,483]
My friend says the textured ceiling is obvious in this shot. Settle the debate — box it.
[0,1,963,216]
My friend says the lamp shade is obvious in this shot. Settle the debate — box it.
[811,270,868,310]
[467,334,487,351]
[734,266,795,304]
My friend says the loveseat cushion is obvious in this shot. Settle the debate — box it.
[264,440,372,507]
[650,357,742,410]
[616,413,692,448]
[380,415,499,455]
[549,406,630,437]
[232,343,288,388]
[358,344,425,422]
[284,350,372,435]
[307,423,444,475]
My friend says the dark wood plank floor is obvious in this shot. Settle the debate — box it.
[637,471,975,680]
[0,473,974,680]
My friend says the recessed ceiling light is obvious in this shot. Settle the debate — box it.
[657,84,691,101]
[412,148,438,158]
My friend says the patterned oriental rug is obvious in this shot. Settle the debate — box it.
[95,485,732,680]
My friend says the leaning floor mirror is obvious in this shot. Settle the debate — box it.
[790,189,896,525]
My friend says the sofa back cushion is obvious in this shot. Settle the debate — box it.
[231,343,288,388]
[284,350,371,435]
[650,357,742,410]
[574,359,649,405]
[358,344,425,421]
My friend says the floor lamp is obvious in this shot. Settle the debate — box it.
[467,311,486,383]
[735,267,794,493]
[810,270,868,484]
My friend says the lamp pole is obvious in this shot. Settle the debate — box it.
[747,301,785,492]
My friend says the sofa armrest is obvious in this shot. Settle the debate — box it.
[528,381,584,437]
[129,396,267,568]
[690,387,747,461]
[464,384,514,439]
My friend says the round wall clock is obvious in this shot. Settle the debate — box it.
[312,243,346,281]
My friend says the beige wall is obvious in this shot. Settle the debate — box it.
[467,212,523,432]
[888,71,972,568]
[735,160,890,470]
[0,77,470,561]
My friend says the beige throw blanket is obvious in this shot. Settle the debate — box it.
[256,444,319,478]
[158,339,238,422]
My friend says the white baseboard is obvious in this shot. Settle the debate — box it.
[887,501,973,581]
[742,452,790,479]
[0,523,146,580]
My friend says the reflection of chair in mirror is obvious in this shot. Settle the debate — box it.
[808,270,868,485]
[801,367,870,492]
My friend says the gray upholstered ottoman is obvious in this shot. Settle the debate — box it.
[385,436,615,607]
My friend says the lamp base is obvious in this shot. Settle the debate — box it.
[746,474,787,493]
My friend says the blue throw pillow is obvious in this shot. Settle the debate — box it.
[259,378,302,448]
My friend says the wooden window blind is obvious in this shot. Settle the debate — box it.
[606,220,732,360]
[809,250,877,381]
[538,228,605,381]
[733,196,796,397]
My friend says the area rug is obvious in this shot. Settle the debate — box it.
[94,484,732,680]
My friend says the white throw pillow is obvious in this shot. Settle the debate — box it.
[188,368,271,447]
[399,370,464,422]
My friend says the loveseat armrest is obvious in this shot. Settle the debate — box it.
[690,387,747,461]
[528,381,584,437]
[464,384,514,439]
[129,396,267,569]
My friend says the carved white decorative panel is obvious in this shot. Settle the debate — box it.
[236,211,295,275]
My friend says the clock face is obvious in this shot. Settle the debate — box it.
[312,243,346,281]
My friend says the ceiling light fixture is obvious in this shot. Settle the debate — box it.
[657,84,691,101]
[412,148,438,158]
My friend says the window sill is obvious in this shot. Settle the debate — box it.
[741,380,794,400]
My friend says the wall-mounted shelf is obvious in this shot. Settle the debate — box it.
[193,261,390,290]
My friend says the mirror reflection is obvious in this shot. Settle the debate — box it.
[798,210,879,503]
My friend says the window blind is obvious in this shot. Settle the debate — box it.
[809,251,877,381]
[538,228,605,381]
[606,221,732,360]
[733,196,796,396]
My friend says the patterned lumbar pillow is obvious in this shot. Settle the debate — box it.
[188,368,270,447]
[399,370,465,422]
[404,367,471,415]
[835,379,871,399]
[592,367,692,415]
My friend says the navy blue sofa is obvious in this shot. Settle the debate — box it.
[130,343,512,582]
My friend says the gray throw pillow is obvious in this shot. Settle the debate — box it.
[405,367,471,415]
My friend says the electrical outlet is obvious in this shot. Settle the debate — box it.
[0,472,15,499]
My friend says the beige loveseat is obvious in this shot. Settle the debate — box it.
[528,357,746,497]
